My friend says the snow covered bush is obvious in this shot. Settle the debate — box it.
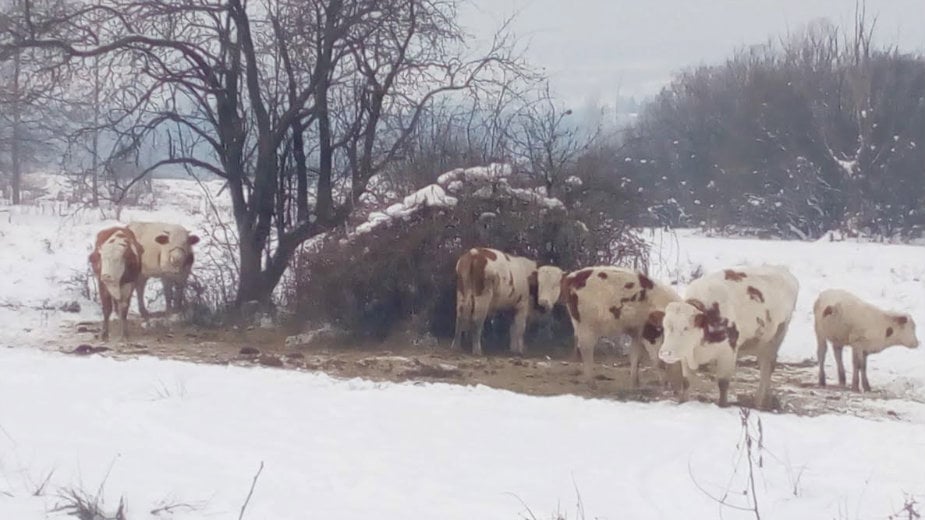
[287,165,647,343]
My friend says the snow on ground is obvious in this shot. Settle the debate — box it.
[1,347,924,520]
[1,173,925,518]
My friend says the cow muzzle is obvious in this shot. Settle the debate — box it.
[658,349,680,364]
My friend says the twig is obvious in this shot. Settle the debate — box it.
[504,492,539,520]
[33,468,56,496]
[238,461,264,520]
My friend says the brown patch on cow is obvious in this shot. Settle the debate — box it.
[693,302,738,349]
[686,298,707,312]
[727,323,739,349]
[638,273,655,290]
[822,305,834,317]
[895,316,909,325]
[609,306,621,319]
[567,292,581,322]
[558,274,570,305]
[570,269,595,290]
[641,310,666,344]
[624,282,634,289]
[724,270,747,282]
[457,250,490,296]
[886,327,894,338]
[746,286,764,303]
[477,248,498,261]
[756,316,766,328]
[598,272,608,279]
[508,271,515,287]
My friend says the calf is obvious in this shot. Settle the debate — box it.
[88,227,144,341]
[658,266,799,409]
[127,221,199,317]
[814,289,918,392]
[452,248,562,356]
[539,266,682,386]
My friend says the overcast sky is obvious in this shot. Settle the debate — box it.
[461,0,925,104]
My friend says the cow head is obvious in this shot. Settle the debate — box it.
[658,300,706,369]
[98,231,132,288]
[534,265,565,312]
[889,314,919,349]
[154,229,199,272]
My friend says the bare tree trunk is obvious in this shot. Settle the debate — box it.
[91,53,101,206]
[11,50,22,205]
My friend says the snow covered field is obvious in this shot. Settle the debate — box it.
[1,173,924,519]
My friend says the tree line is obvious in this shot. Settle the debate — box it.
[623,17,925,239]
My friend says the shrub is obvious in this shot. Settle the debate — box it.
[287,165,648,347]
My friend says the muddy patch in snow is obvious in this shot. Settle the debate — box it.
[35,317,923,421]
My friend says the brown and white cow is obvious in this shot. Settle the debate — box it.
[126,222,199,317]
[539,266,682,386]
[451,247,562,356]
[88,226,144,341]
[658,266,799,409]
[814,289,918,392]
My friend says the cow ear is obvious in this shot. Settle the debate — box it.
[187,234,200,246]
[558,273,570,304]
[895,315,909,326]
[648,310,665,326]
[686,298,706,312]
[88,251,100,274]
[155,234,169,244]
[693,313,706,329]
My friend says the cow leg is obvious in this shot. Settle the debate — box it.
[816,336,828,387]
[451,291,469,351]
[629,338,642,388]
[575,328,597,384]
[135,276,150,318]
[644,341,666,388]
[833,344,846,386]
[570,335,581,362]
[509,306,528,356]
[100,289,113,341]
[755,349,778,410]
[678,362,691,403]
[176,278,188,310]
[470,292,494,356]
[716,351,737,408]
[851,348,862,392]
[860,352,872,392]
[118,298,130,341]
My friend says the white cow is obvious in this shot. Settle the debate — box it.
[127,222,199,317]
[659,266,799,409]
[88,226,144,340]
[536,266,681,387]
[452,247,562,356]
[814,289,919,392]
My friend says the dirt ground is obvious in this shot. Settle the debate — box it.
[48,315,919,421]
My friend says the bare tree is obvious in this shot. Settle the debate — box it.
[2,0,524,305]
